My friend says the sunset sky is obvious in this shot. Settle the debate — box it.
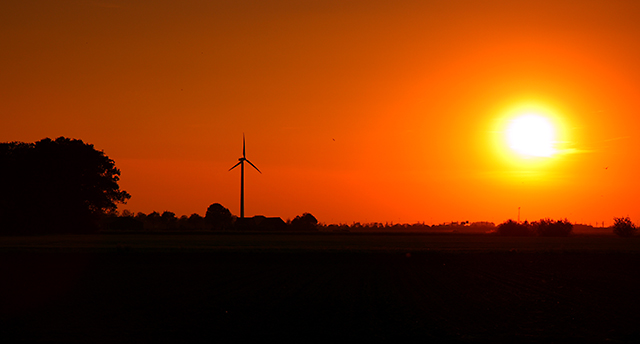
[3,0,640,225]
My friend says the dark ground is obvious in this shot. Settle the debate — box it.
[1,251,639,343]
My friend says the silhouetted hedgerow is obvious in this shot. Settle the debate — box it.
[321,221,489,233]
[613,217,637,237]
[495,219,574,237]
[127,210,210,231]
[496,220,533,236]
[533,218,573,237]
[99,209,587,237]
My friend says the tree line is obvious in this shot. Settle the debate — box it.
[0,137,321,234]
[104,204,319,232]
[494,217,637,237]
[1,137,637,237]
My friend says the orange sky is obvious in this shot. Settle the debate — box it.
[3,0,640,225]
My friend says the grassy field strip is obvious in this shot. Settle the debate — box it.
[0,234,639,252]
[2,251,639,342]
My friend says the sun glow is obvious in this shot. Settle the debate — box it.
[491,103,570,168]
[506,114,556,158]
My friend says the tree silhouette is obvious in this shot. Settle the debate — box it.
[188,213,206,230]
[290,213,318,231]
[145,212,161,230]
[121,209,135,218]
[496,219,533,236]
[205,203,232,230]
[613,217,637,237]
[533,218,573,237]
[0,137,130,234]
[161,211,178,230]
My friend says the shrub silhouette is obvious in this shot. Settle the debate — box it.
[613,217,637,237]
[533,218,573,237]
[496,220,533,236]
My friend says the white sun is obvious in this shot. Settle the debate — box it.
[506,114,556,157]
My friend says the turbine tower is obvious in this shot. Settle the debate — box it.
[229,134,261,218]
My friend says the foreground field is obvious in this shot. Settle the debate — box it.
[0,233,639,253]
[1,235,639,342]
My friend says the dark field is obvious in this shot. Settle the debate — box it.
[1,234,639,343]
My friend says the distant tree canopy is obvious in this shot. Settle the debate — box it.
[533,218,573,237]
[496,219,574,237]
[290,213,318,231]
[496,220,533,237]
[0,137,130,234]
[205,203,233,230]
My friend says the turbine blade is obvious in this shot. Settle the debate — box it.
[243,133,246,158]
[229,161,242,171]
[246,159,261,174]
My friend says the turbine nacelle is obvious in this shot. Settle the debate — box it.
[228,158,260,173]
[228,134,261,173]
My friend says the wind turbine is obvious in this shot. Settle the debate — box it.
[229,134,261,219]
